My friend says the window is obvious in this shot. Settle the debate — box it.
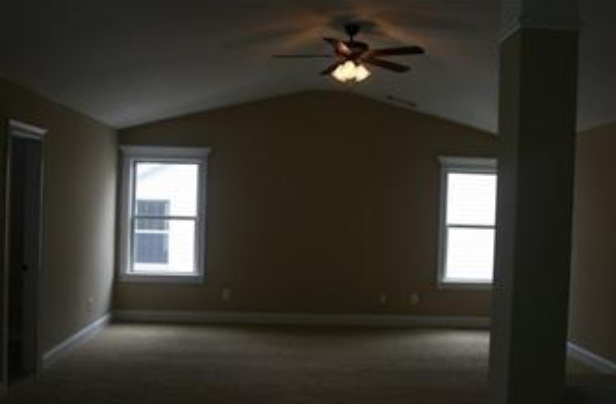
[119,146,210,282]
[438,157,497,288]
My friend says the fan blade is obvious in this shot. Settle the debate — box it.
[367,46,425,58]
[320,61,343,76]
[323,37,351,56]
[364,58,410,73]
[272,54,334,59]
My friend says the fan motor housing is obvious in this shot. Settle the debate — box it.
[344,40,369,53]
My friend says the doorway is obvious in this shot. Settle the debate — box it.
[3,120,46,388]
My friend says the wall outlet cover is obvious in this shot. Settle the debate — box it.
[222,288,232,301]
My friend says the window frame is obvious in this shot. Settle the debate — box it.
[437,156,497,290]
[119,146,211,283]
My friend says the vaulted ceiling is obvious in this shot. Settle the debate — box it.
[1,0,615,132]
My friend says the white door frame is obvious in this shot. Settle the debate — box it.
[1,119,47,395]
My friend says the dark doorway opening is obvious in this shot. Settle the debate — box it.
[6,122,45,386]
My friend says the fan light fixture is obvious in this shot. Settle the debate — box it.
[272,23,425,82]
[332,61,371,83]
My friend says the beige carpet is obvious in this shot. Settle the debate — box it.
[3,324,491,404]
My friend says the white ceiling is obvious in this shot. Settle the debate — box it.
[1,0,614,132]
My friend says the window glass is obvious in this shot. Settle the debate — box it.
[132,219,196,273]
[446,173,496,226]
[444,227,495,281]
[135,233,169,264]
[134,163,199,217]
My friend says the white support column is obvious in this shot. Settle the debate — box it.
[490,1,579,403]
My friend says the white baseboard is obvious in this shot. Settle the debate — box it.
[113,310,490,329]
[568,342,616,374]
[43,314,111,368]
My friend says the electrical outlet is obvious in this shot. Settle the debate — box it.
[409,293,420,306]
[222,288,232,302]
[378,292,387,306]
[87,296,94,312]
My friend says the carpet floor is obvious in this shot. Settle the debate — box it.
[3,324,491,404]
[4,323,613,404]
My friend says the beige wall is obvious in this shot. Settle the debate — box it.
[116,91,498,316]
[0,79,117,352]
[569,122,616,363]
[0,72,611,363]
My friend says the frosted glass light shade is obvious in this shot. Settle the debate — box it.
[332,61,371,83]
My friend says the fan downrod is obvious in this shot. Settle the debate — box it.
[344,23,360,40]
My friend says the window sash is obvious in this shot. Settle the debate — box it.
[129,219,198,273]
[442,226,495,283]
[131,161,200,217]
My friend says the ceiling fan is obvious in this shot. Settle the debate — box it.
[273,23,425,83]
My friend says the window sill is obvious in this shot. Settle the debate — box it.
[438,280,493,291]
[119,272,204,284]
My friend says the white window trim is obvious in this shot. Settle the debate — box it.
[437,156,497,291]
[119,145,211,284]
